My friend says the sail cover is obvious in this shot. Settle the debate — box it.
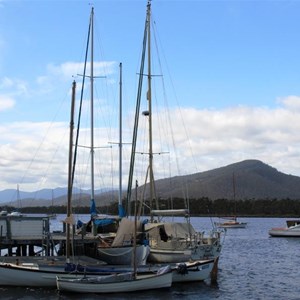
[111,218,143,247]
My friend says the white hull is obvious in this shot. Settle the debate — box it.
[269,220,300,237]
[0,259,142,287]
[0,256,213,287]
[56,267,172,293]
[148,242,221,264]
[148,249,191,263]
[97,244,150,265]
[215,222,247,229]
[0,262,109,287]
[171,260,214,283]
[269,228,300,237]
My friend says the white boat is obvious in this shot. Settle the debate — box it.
[214,216,247,229]
[7,211,23,217]
[0,255,214,287]
[91,258,215,283]
[171,259,214,283]
[97,218,150,265]
[122,0,223,269]
[145,211,222,263]
[269,220,300,237]
[56,265,172,294]
[73,7,150,266]
[0,260,115,287]
[92,64,149,266]
[215,173,247,229]
[0,210,8,216]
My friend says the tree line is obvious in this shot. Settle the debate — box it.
[6,197,300,217]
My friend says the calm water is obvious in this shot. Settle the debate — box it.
[0,216,299,299]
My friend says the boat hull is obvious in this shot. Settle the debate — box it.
[148,248,191,263]
[0,262,125,287]
[97,244,150,265]
[147,242,221,263]
[214,222,247,229]
[0,263,104,287]
[269,228,300,237]
[171,260,214,283]
[56,267,172,293]
[0,256,213,287]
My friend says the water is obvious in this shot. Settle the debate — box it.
[0,216,299,299]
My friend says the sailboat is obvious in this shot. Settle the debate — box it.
[57,35,172,290]
[95,64,149,266]
[214,172,247,229]
[121,1,222,281]
[72,10,149,265]
[57,177,171,294]
[56,265,172,294]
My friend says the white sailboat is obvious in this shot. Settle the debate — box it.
[123,0,222,270]
[214,172,247,229]
[75,14,149,265]
[56,265,172,294]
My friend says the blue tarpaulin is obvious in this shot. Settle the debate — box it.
[93,218,116,227]
[90,199,97,216]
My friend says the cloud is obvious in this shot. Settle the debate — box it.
[1,95,300,192]
[46,61,117,81]
[0,95,15,111]
[277,95,300,111]
[0,77,29,98]
[147,97,300,179]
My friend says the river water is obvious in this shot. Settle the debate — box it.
[0,216,299,299]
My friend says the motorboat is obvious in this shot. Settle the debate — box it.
[269,220,300,237]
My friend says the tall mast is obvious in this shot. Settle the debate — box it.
[125,3,148,216]
[66,80,76,262]
[118,62,125,217]
[232,172,236,218]
[90,7,95,211]
[146,1,158,215]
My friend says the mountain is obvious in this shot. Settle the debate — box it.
[1,160,300,208]
[138,159,300,201]
[0,187,115,208]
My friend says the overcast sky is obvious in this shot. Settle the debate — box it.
[1,0,300,194]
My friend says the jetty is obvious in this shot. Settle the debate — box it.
[0,215,99,257]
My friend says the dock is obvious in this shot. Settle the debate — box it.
[0,215,99,257]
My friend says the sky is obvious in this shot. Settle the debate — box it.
[1,0,300,194]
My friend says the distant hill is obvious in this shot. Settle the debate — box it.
[1,159,300,208]
[137,159,300,201]
[0,187,116,208]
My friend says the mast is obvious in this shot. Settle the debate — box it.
[146,1,158,217]
[118,63,125,217]
[232,172,236,219]
[90,7,96,214]
[66,80,76,262]
[125,3,148,216]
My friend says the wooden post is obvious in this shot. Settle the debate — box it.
[29,245,35,256]
[21,245,27,256]
[210,256,219,284]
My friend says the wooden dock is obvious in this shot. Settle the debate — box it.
[0,215,99,257]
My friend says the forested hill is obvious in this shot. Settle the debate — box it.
[149,159,300,200]
[2,159,300,209]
